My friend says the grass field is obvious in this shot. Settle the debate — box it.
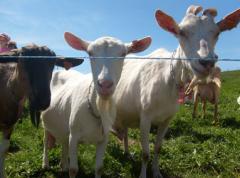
[4,70,240,178]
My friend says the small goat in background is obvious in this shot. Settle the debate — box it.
[185,66,221,124]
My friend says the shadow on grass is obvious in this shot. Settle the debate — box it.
[221,117,240,129]
[165,119,193,139]
[106,141,182,178]
[165,119,225,143]
[8,140,21,153]
[28,168,94,178]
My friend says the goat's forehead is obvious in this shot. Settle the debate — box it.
[21,60,55,70]
[88,37,126,56]
[180,15,218,31]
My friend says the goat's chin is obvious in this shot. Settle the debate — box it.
[98,92,113,100]
[192,65,211,78]
[29,102,41,127]
[97,89,114,100]
[98,94,112,100]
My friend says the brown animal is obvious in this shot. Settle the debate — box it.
[0,44,83,178]
[185,66,221,124]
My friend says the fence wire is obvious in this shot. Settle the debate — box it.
[0,56,240,62]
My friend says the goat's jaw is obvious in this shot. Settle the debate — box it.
[191,63,212,78]
[98,93,112,100]
[97,88,114,100]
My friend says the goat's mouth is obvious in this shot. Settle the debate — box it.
[97,88,114,100]
[191,60,215,77]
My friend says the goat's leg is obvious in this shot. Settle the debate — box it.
[139,113,151,178]
[95,136,109,178]
[202,100,206,119]
[193,92,199,119]
[213,102,219,125]
[152,118,171,178]
[61,140,69,172]
[123,128,129,155]
[0,128,13,178]
[42,130,50,169]
[69,133,79,178]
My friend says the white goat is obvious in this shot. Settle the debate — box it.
[112,5,240,178]
[41,32,151,178]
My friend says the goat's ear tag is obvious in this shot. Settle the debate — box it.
[63,61,73,70]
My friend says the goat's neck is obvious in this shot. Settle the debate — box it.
[96,96,116,137]
[168,47,187,89]
[8,64,27,102]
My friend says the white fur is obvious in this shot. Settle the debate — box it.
[42,34,151,178]
[113,48,191,178]
[113,5,240,178]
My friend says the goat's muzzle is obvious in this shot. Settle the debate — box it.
[97,79,114,99]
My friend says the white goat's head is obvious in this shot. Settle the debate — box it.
[155,5,240,77]
[64,32,151,99]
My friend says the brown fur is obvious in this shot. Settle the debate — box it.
[186,66,221,124]
[0,63,27,130]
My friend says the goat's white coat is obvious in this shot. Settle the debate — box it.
[113,5,240,178]
[42,34,152,178]
[113,48,192,177]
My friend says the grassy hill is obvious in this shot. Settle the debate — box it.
[4,70,240,178]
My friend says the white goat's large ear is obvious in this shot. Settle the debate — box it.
[217,9,240,32]
[186,5,203,15]
[127,36,152,54]
[64,32,89,51]
[155,9,180,36]
[203,8,218,17]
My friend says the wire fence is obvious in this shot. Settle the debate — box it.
[0,56,240,62]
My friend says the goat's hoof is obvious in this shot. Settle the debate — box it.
[152,167,163,178]
[212,120,219,126]
[42,164,50,170]
[96,166,103,177]
[61,166,69,172]
[124,152,134,160]
[69,168,78,178]
[60,162,69,172]
[153,172,163,178]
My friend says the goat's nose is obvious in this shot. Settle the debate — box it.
[199,59,215,68]
[97,79,114,89]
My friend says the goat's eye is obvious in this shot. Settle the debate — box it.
[121,52,127,57]
[215,32,220,38]
[179,30,187,38]
[87,50,93,56]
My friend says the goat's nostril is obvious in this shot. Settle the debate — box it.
[97,80,113,89]
[199,60,208,67]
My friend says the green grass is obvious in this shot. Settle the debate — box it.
[4,70,240,178]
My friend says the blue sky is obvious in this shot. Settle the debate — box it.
[0,0,239,72]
